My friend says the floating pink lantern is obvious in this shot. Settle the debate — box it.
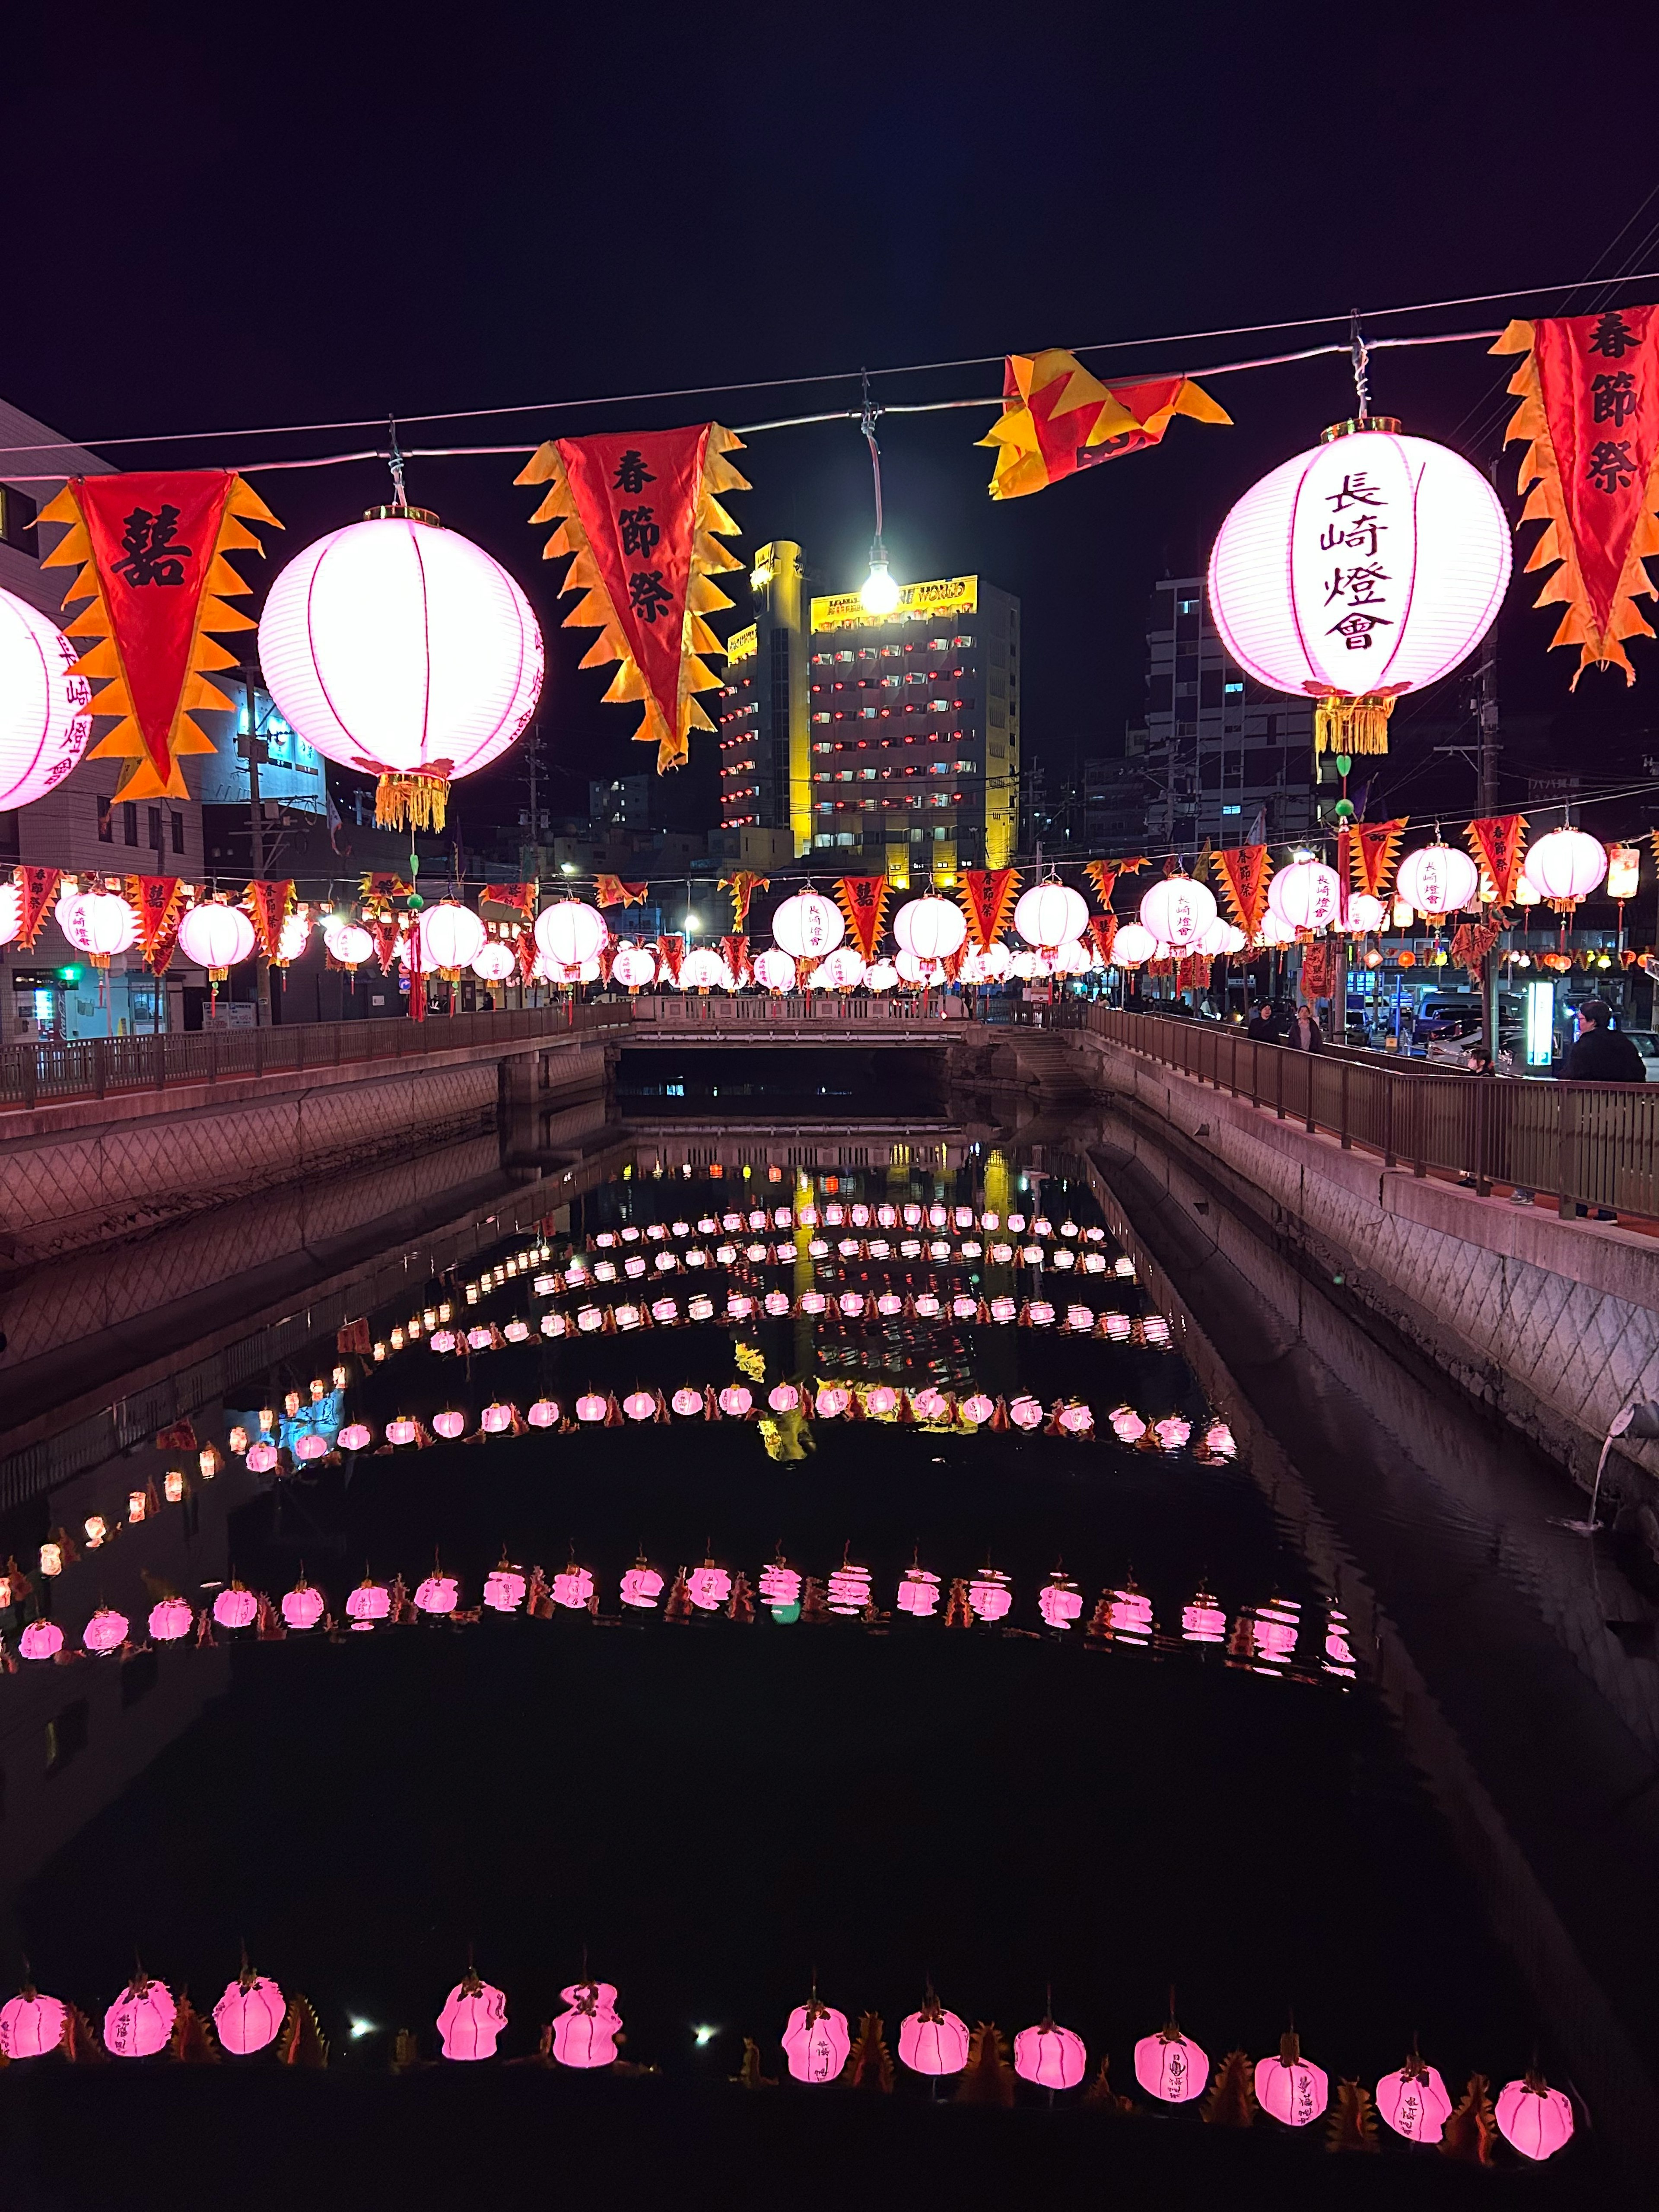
[480,1402,515,1434]
[687,1295,715,1322]
[621,1391,656,1423]
[968,1571,1013,1623]
[1182,1589,1228,1643]
[1155,1415,1192,1452]
[914,1294,941,1318]
[911,1387,947,1420]
[839,1292,865,1317]
[281,1580,325,1632]
[1495,2072,1574,2161]
[768,1383,801,1413]
[527,1399,560,1428]
[552,1564,596,1610]
[1014,2015,1087,2090]
[551,1980,620,2069]
[800,1290,826,1314]
[620,1561,664,1611]
[346,1578,391,1624]
[763,1291,791,1317]
[651,1299,679,1323]
[1110,1407,1147,1445]
[899,1993,970,2077]
[213,1583,258,1631]
[687,1562,732,1611]
[384,1417,420,1448]
[293,1431,330,1463]
[959,1394,995,1427]
[990,1296,1017,1325]
[671,1387,703,1417]
[717,1386,752,1418]
[429,1329,457,1351]
[866,1386,898,1418]
[246,1441,280,1474]
[82,1607,130,1655]
[827,1561,872,1615]
[214,1966,286,2056]
[415,1573,459,1616]
[1057,1403,1094,1436]
[484,1566,527,1612]
[105,1973,176,2058]
[338,1422,373,1452]
[1135,2019,1209,2103]
[1202,1420,1236,1460]
[782,1998,850,2084]
[575,1393,608,1423]
[1039,1576,1084,1630]
[432,1410,467,1440]
[0,1986,67,2058]
[1255,2033,1328,2128]
[148,1596,194,1642]
[897,1567,941,1617]
[815,1386,849,1418]
[1375,2052,1453,2144]
[1009,1395,1044,1430]
[875,1294,903,1317]
[438,1969,508,2060]
[759,1561,801,1610]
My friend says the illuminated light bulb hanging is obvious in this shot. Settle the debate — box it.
[857,375,903,616]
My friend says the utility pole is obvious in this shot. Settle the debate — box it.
[1479,454,1502,1053]
[527,720,540,874]
[240,665,270,1027]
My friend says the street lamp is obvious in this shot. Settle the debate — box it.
[858,373,902,617]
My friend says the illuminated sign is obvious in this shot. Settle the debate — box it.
[810,575,979,634]
[1525,980,1556,1068]
[727,622,758,664]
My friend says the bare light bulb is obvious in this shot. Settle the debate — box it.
[860,543,900,616]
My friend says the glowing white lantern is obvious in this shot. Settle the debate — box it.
[957,947,992,983]
[976,941,1011,978]
[1607,844,1640,901]
[814,947,866,988]
[0,880,19,947]
[417,902,486,974]
[611,945,657,988]
[257,510,543,830]
[1007,950,1044,979]
[1015,880,1088,949]
[276,911,311,963]
[0,588,92,809]
[863,960,899,992]
[895,949,943,984]
[1138,874,1217,948]
[772,890,844,958]
[60,888,138,965]
[534,902,607,968]
[1344,893,1387,933]
[179,901,256,974]
[324,921,374,967]
[1395,842,1479,918]
[1051,940,1091,976]
[1207,424,1510,756]
[1195,916,1248,957]
[679,947,729,990]
[1111,922,1157,967]
[472,939,517,982]
[1522,827,1607,908]
[534,950,599,984]
[751,947,796,992]
[893,896,966,962]
[1256,911,1297,946]
[1267,858,1341,933]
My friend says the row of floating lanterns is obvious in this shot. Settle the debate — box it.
[0,1966,1573,2158]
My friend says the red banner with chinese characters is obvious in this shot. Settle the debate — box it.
[1495,308,1659,680]
[14,866,61,948]
[1299,939,1339,1002]
[245,880,295,962]
[480,881,537,919]
[595,876,648,909]
[518,428,748,770]
[720,871,768,930]
[369,920,401,975]
[124,875,185,971]
[955,868,1021,950]
[720,934,750,985]
[655,933,684,985]
[1348,820,1407,900]
[1085,915,1117,965]
[1465,815,1528,908]
[1208,845,1271,937]
[833,876,890,962]
[981,351,1231,500]
[38,471,279,800]
[1451,918,1502,980]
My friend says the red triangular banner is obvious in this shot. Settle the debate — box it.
[833,876,890,962]
[956,868,1021,950]
[1466,815,1529,907]
[14,866,62,948]
[245,880,296,962]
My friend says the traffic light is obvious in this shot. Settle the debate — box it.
[56,966,82,984]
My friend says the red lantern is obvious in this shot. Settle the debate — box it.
[1254,2032,1328,2128]
[1014,2015,1087,2090]
[83,1606,130,1655]
[1134,2018,1208,2104]
[898,1992,970,2077]
[149,1597,194,1642]
[213,1582,258,1631]
[782,1997,849,2083]
[0,1986,67,2058]
[1495,2071,1574,2161]
[550,1980,620,2069]
[105,1972,177,2058]
[1374,2051,1452,2143]
[19,1621,63,1661]
[214,1966,286,2056]
[438,1968,508,2060]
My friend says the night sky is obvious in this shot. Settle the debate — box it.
[6,3,1659,838]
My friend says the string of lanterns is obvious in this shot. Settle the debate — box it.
[0,1965,1575,2159]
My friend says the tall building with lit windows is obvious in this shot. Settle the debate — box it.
[717,540,812,855]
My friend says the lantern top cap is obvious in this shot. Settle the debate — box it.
[362,504,441,528]
[1320,417,1401,443]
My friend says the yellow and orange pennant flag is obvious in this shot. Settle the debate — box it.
[39,471,280,802]
[1208,845,1272,937]
[1084,856,1147,910]
[955,868,1021,950]
[833,876,890,962]
[981,351,1230,501]
[1346,820,1408,902]
[595,876,649,909]
[720,871,769,929]
[1465,816,1528,909]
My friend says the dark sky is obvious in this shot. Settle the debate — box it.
[7,1,1659,837]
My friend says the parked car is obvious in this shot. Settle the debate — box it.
[1617,1029,1659,1082]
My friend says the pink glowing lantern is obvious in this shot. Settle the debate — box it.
[898,1994,970,2077]
[551,1980,621,2069]
[621,1391,656,1424]
[911,1387,947,1421]
[527,1398,560,1428]
[990,1296,1017,1324]
[1014,2016,1087,2090]
[1182,1589,1228,1642]
[782,1999,850,2084]
[438,1970,509,2061]
[415,1573,459,1616]
[763,1290,790,1317]
[480,1402,515,1434]
[1135,2020,1209,2104]
[718,1386,753,1418]
[815,1386,849,1418]
[484,1566,526,1612]
[1495,2072,1574,2161]
[897,1567,941,1617]
[827,1561,872,1615]
[105,1973,177,2058]
[552,1564,596,1610]
[968,1571,1013,1623]
[687,1563,732,1611]
[865,1386,898,1418]
[671,1387,703,1417]
[213,1583,259,1631]
[338,1422,373,1451]
[800,1289,827,1313]
[1375,2053,1453,2144]
[620,1562,664,1611]
[149,1596,194,1643]
[914,1293,941,1318]
[214,1967,286,2056]
[959,1394,995,1427]
[0,1986,67,2058]
[1255,2034,1328,2128]
[1008,1395,1044,1430]
[82,1607,130,1655]
[19,1619,64,1663]
[839,1292,865,1317]
[1039,1576,1084,1630]
[346,1578,391,1624]
[282,1580,325,1632]
[759,1561,801,1611]
[1057,1402,1094,1436]
[293,1431,330,1463]
[575,1393,608,1423]
[432,1410,467,1440]
[768,1382,801,1414]
[384,1417,420,1448]
[1110,1407,1147,1445]
[1155,1415,1192,1452]
[246,1441,280,1474]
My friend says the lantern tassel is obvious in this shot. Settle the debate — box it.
[375,772,450,832]
[1313,693,1394,756]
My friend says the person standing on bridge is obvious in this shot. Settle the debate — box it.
[1246,1000,1279,1044]
[1561,1000,1646,1084]
[1292,1003,1323,1052]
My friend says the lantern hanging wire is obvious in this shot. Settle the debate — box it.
[858,373,900,616]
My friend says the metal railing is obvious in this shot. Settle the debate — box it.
[0,1001,630,1112]
[626,995,960,1027]
[1082,1005,1659,1223]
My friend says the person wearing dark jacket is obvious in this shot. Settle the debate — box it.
[1291,1003,1322,1052]
[1562,1001,1647,1083]
[1246,1001,1278,1043]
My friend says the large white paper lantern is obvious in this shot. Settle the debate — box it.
[324,920,374,968]
[0,587,93,809]
[534,902,607,968]
[611,945,657,988]
[472,939,517,982]
[1051,940,1092,976]
[276,911,311,963]
[258,511,543,830]
[1395,842,1478,918]
[178,902,255,975]
[1138,875,1217,948]
[895,950,943,984]
[1111,922,1157,967]
[1256,912,1297,947]
[893,896,966,962]
[1522,827,1607,909]
[0,880,19,947]
[751,947,796,992]
[863,960,899,992]
[1195,915,1246,957]
[679,947,730,990]
[60,888,137,965]
[1344,893,1387,933]
[417,902,486,975]
[815,947,866,988]
[1015,881,1088,949]
[1208,425,1510,756]
[772,890,844,958]
[1267,858,1341,933]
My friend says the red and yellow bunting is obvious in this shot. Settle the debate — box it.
[956,868,1021,951]
[833,876,890,962]
[1346,820,1407,901]
[595,876,649,909]
[245,880,296,963]
[981,351,1230,501]
[123,874,186,972]
[1083,857,1147,911]
[721,871,769,930]
[1465,816,1528,909]
[1208,845,1271,937]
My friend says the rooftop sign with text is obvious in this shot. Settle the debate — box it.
[810,576,978,634]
